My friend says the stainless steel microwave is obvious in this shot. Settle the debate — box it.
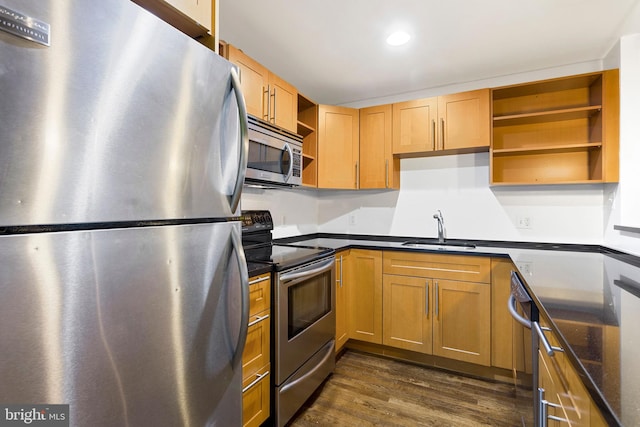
[245,115,303,187]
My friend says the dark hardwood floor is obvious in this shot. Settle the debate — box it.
[288,350,528,426]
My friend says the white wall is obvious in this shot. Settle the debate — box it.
[241,186,319,238]
[604,33,640,256]
[317,153,605,243]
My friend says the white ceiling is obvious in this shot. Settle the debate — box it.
[219,0,639,106]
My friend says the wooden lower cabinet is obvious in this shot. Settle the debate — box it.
[381,251,491,366]
[538,317,595,427]
[242,273,271,427]
[491,258,516,370]
[383,274,433,353]
[432,279,491,366]
[335,250,349,352]
[347,249,383,344]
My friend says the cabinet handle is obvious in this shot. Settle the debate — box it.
[270,87,276,123]
[249,275,269,285]
[533,322,564,357]
[248,313,270,327]
[431,119,436,151]
[355,161,359,189]
[440,118,445,150]
[425,281,429,317]
[263,85,270,120]
[243,371,269,393]
[435,281,439,318]
[385,159,389,189]
[538,388,569,426]
[336,256,343,288]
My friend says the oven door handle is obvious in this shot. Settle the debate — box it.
[279,257,335,284]
[508,294,532,329]
[280,340,335,394]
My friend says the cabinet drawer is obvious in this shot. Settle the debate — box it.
[249,274,271,317]
[242,309,270,382]
[242,364,270,427]
[383,251,491,283]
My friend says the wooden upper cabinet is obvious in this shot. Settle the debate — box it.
[226,45,298,133]
[268,73,298,133]
[227,45,268,119]
[132,0,213,38]
[359,105,400,189]
[317,105,360,189]
[392,97,438,154]
[438,89,490,150]
[392,89,490,156]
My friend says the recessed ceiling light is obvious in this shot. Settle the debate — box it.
[386,31,410,46]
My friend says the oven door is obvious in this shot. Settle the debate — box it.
[246,120,302,186]
[275,256,335,385]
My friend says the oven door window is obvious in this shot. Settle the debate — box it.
[288,270,331,339]
[248,141,290,174]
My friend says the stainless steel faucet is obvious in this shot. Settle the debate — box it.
[433,210,445,243]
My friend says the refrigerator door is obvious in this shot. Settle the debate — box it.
[0,0,248,226]
[0,222,249,426]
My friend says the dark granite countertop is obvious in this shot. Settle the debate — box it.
[276,233,640,427]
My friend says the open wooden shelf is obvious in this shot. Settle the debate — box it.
[298,93,318,187]
[490,70,619,185]
[493,105,602,126]
[297,120,315,137]
[492,142,602,155]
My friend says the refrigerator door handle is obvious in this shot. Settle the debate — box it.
[229,67,249,214]
[231,227,250,370]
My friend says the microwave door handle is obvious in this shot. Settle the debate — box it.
[283,142,293,183]
[229,67,249,214]
[508,294,532,329]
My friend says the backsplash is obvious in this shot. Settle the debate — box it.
[241,152,607,245]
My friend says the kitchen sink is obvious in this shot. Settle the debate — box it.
[401,240,476,249]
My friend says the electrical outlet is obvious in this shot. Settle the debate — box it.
[348,214,357,226]
[516,261,533,276]
[516,216,532,229]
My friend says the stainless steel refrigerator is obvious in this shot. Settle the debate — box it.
[0,0,250,425]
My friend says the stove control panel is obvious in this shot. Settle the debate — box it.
[241,210,274,234]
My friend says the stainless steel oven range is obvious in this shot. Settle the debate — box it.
[241,210,335,427]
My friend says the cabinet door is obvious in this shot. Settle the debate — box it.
[227,46,269,119]
[318,105,360,189]
[392,97,438,154]
[242,365,270,427]
[432,279,491,366]
[383,274,433,354]
[491,258,514,370]
[268,72,298,133]
[347,249,382,344]
[438,89,490,150]
[359,105,399,189]
[164,0,212,30]
[335,251,349,352]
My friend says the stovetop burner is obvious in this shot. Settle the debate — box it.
[241,210,334,273]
